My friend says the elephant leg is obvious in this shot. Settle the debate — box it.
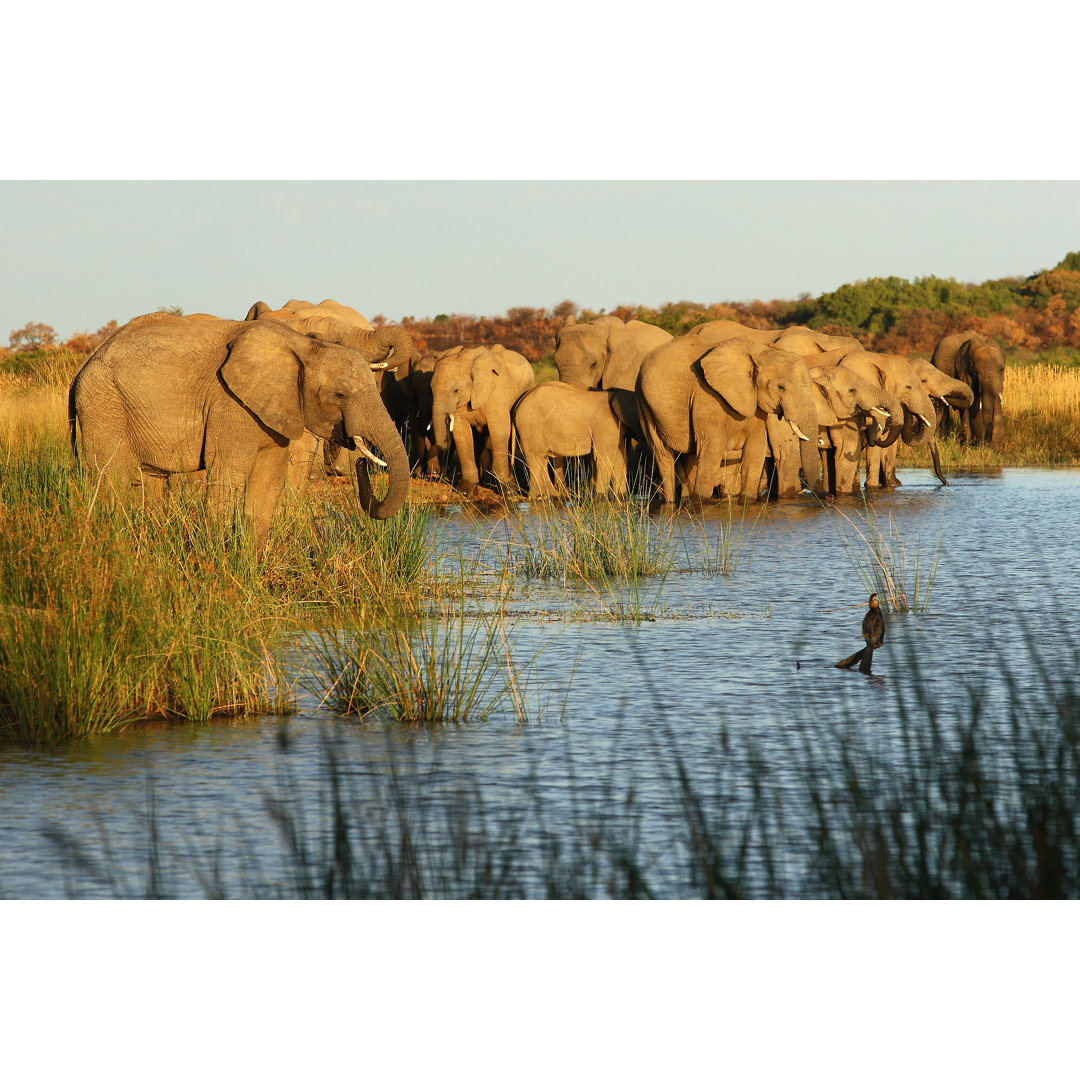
[638,400,678,504]
[881,442,901,486]
[486,417,516,491]
[452,423,480,494]
[864,444,884,489]
[738,429,767,505]
[524,449,556,498]
[831,424,862,495]
[243,444,290,548]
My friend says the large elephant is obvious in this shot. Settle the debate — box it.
[430,344,536,494]
[931,331,1005,447]
[825,349,943,491]
[769,363,900,498]
[773,326,864,356]
[553,315,673,391]
[636,336,823,505]
[512,382,640,499]
[69,313,410,547]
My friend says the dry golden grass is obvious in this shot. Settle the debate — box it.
[1005,363,1080,415]
[0,386,70,446]
[902,362,1080,470]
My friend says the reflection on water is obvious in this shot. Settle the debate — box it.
[2,468,1079,897]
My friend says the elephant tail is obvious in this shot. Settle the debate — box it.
[67,379,80,463]
[835,648,867,670]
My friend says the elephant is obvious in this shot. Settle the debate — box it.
[818,349,942,491]
[429,344,536,494]
[245,298,416,475]
[861,357,973,488]
[768,363,900,498]
[512,382,641,499]
[931,331,1005,447]
[683,319,782,347]
[553,315,673,391]
[636,336,823,505]
[772,326,864,356]
[69,313,410,548]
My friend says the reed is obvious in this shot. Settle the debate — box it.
[679,499,764,577]
[302,600,528,724]
[828,498,944,613]
[39,641,1080,897]
[502,499,677,622]
[0,442,294,743]
[902,362,1080,469]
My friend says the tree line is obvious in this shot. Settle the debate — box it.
[6,253,1080,365]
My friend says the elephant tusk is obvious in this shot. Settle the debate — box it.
[916,413,931,427]
[870,407,891,421]
[369,361,389,370]
[449,414,455,433]
[354,439,387,469]
[788,420,810,442]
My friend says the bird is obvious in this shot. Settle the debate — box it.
[835,592,885,674]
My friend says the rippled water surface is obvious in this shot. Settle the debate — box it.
[3,468,1078,897]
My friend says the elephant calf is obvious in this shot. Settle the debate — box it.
[513,382,638,499]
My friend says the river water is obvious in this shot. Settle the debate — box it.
[2,467,1078,897]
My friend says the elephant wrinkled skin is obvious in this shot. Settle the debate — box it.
[931,331,1005,447]
[69,313,410,548]
[245,298,417,476]
[513,382,639,498]
[637,336,823,505]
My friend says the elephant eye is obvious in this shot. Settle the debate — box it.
[334,390,346,400]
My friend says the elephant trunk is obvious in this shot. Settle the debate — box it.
[782,389,824,495]
[370,326,416,371]
[929,438,948,486]
[864,389,905,448]
[345,402,410,520]
[900,395,937,447]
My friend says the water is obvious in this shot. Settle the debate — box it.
[3,468,1079,897]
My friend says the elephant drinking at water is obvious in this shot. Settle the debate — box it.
[69,312,410,548]
[636,336,824,505]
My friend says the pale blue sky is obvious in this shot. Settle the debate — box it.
[4,5,1078,345]
[2,181,1078,340]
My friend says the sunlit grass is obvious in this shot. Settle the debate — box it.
[901,362,1080,469]
[303,601,530,724]
[678,500,765,577]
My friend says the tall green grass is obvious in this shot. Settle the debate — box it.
[0,436,439,744]
[504,499,677,622]
[303,602,529,724]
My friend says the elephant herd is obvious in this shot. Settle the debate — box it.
[67,299,1006,545]
[396,314,1002,507]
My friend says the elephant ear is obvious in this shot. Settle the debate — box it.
[699,343,758,418]
[470,361,500,410]
[809,369,842,427]
[220,323,307,441]
[608,388,644,440]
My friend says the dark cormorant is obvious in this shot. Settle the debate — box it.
[835,592,885,674]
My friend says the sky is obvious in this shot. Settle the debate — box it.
[6,4,1079,343]
[4,179,1079,341]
